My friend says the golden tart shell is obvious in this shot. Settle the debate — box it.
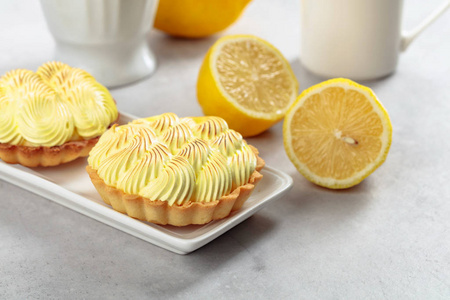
[86,145,265,226]
[0,137,99,168]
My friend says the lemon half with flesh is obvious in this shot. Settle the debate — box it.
[283,78,392,189]
[197,34,299,137]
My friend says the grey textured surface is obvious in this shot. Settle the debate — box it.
[1,0,450,299]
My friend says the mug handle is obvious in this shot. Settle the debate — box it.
[401,0,450,51]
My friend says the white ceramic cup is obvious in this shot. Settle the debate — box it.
[300,0,450,80]
[40,0,159,88]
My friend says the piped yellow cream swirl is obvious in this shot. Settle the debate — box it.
[88,113,257,205]
[0,62,118,147]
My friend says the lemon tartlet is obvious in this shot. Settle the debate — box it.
[0,62,118,167]
[86,113,265,226]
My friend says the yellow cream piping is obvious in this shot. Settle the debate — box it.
[88,113,257,206]
[161,122,194,154]
[192,148,232,202]
[0,62,118,147]
[116,143,171,195]
[139,156,195,206]
[137,112,179,135]
[187,116,229,140]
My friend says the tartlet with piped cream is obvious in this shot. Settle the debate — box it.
[0,62,118,167]
[86,113,264,226]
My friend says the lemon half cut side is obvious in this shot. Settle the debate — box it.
[197,35,299,137]
[283,78,392,189]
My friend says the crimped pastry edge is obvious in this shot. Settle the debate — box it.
[86,146,265,226]
[0,137,100,167]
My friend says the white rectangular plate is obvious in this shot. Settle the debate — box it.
[0,112,293,254]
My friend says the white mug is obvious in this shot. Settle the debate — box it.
[40,0,159,88]
[300,0,450,80]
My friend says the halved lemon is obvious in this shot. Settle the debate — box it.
[197,34,299,137]
[283,78,392,189]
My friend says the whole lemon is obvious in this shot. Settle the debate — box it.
[154,0,252,38]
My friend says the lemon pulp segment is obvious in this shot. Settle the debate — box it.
[214,38,295,116]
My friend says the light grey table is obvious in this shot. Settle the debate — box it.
[1,0,450,299]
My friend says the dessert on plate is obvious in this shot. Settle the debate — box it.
[0,62,118,167]
[87,113,265,226]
